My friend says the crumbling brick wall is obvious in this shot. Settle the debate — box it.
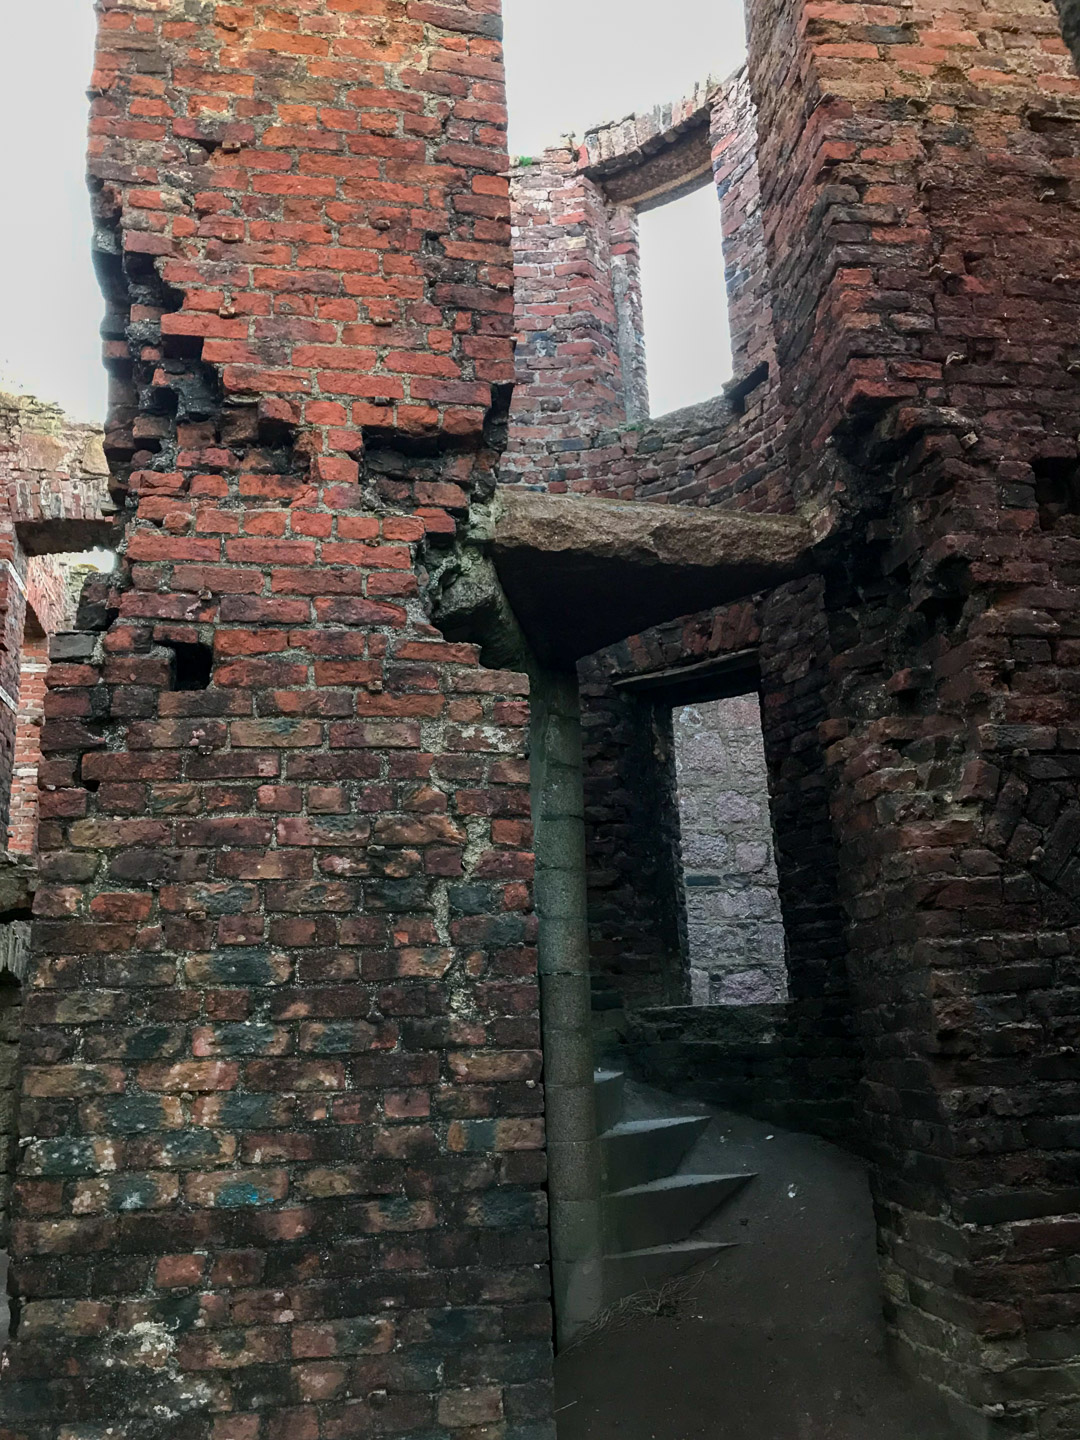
[0,5,550,1440]
[521,0,1080,1417]
[2,0,1080,1433]
[502,71,784,509]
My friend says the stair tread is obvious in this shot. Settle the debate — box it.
[605,1240,734,1261]
[602,1116,707,1139]
[609,1172,753,1199]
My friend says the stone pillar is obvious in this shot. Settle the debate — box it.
[530,668,604,1343]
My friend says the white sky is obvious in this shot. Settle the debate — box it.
[0,0,744,426]
[0,4,102,424]
[640,187,732,416]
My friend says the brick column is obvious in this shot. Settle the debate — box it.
[0,4,554,1439]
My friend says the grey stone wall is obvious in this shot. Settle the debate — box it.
[674,695,787,1005]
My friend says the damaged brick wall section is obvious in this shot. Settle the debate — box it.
[0,5,553,1440]
[3,0,1080,1434]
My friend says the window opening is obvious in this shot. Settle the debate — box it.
[168,641,214,692]
[639,183,732,417]
[673,692,786,1005]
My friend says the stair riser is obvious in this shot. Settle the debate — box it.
[602,1117,709,1191]
[593,1071,625,1135]
[605,1175,751,1253]
[603,1243,735,1306]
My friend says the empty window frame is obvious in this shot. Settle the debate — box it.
[639,183,732,417]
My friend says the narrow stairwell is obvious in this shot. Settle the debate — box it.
[594,1067,755,1305]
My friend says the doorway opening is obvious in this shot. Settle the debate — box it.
[673,692,786,1006]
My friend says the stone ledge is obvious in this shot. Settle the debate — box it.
[493,490,817,665]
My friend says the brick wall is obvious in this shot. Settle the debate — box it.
[1,0,1080,1431]
[0,393,111,535]
[0,398,112,853]
[0,980,22,1253]
[558,0,1080,1425]
[0,5,551,1439]
[8,634,49,859]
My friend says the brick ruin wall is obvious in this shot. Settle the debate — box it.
[0,5,557,1440]
[504,0,1080,1431]
[0,395,112,850]
[503,70,784,510]
[0,0,1079,1436]
[674,695,786,1007]
[0,400,114,1351]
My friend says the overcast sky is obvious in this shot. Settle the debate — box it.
[0,0,744,426]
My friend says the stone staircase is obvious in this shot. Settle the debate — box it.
[594,1067,755,1304]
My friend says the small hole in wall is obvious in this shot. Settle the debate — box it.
[1034,457,1080,532]
[168,642,214,691]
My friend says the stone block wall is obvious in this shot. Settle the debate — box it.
[674,695,786,1007]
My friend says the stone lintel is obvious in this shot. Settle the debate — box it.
[493,491,816,666]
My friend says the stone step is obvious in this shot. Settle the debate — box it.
[594,1068,625,1135]
[602,1240,735,1306]
[601,1115,710,1192]
[605,1172,753,1253]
